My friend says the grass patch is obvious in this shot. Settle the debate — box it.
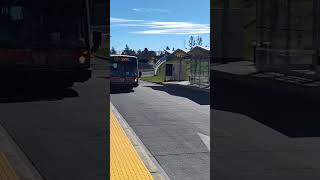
[140,76,164,83]
[140,63,165,83]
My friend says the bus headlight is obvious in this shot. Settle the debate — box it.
[79,56,86,64]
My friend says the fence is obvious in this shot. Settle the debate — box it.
[255,0,318,79]
[189,58,210,86]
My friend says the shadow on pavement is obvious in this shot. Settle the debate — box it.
[0,85,79,103]
[212,79,320,138]
[145,84,209,105]
[110,87,134,94]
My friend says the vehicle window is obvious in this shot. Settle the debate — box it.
[10,6,23,21]
[110,57,137,77]
[1,7,9,15]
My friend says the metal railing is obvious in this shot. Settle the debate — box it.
[254,46,319,79]
[189,59,210,86]
[153,55,168,75]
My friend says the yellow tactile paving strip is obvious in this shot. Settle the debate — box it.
[110,110,153,180]
[0,152,19,180]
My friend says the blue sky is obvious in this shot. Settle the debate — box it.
[110,0,210,51]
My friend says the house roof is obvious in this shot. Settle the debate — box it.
[164,49,174,54]
[164,46,210,59]
[168,48,190,58]
[179,48,190,53]
[188,46,210,58]
[195,46,210,51]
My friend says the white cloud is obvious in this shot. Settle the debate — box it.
[132,8,169,13]
[133,21,210,35]
[111,17,210,35]
[110,17,144,25]
[132,8,141,12]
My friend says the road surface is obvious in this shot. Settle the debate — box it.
[111,81,210,180]
[0,58,109,180]
[212,78,320,179]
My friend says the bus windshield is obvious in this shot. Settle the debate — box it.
[110,56,138,77]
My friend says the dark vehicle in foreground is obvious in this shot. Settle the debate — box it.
[0,0,92,88]
[110,55,140,90]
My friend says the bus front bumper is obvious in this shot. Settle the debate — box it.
[110,81,138,88]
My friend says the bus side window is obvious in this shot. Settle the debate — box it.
[10,6,23,21]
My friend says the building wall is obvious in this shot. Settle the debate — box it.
[256,0,315,69]
[90,1,108,50]
[212,8,244,62]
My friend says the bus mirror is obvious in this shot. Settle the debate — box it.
[139,72,142,78]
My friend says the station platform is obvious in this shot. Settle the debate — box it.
[0,152,19,180]
[110,110,153,180]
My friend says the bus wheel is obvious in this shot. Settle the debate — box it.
[53,82,74,89]
[127,86,133,91]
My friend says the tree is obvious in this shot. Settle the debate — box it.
[138,48,149,63]
[189,36,196,49]
[125,44,130,51]
[129,49,136,56]
[122,44,136,56]
[137,49,142,56]
[166,46,170,50]
[148,51,157,63]
[196,36,203,46]
[137,48,157,63]
[142,48,149,53]
[148,50,156,57]
[111,47,117,54]
[122,44,130,55]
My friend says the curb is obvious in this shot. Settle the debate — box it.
[0,125,43,180]
[110,103,171,180]
[139,80,210,93]
[212,69,320,100]
[160,82,210,93]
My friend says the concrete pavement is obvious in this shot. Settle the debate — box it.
[111,80,210,180]
[0,57,109,180]
[161,81,210,93]
[212,71,320,179]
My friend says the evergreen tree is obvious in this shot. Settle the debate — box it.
[137,49,142,56]
[196,36,203,46]
[122,44,130,55]
[111,47,117,54]
[121,44,136,56]
[189,36,196,49]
